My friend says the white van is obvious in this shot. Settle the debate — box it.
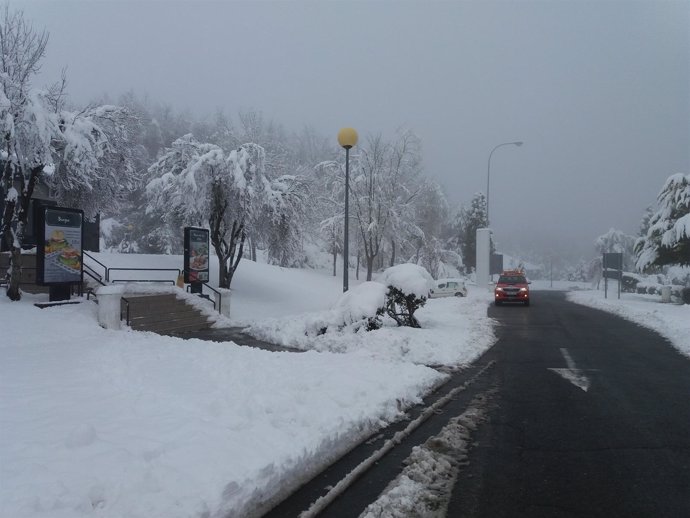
[429,278,468,298]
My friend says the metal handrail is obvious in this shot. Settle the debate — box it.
[80,256,181,325]
[83,263,103,283]
[82,250,107,268]
[105,267,181,283]
[82,251,108,276]
[112,279,176,285]
[184,273,222,314]
[82,268,106,298]
[186,283,217,311]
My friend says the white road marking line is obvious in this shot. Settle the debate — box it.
[548,348,592,392]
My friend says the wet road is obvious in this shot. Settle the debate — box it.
[248,290,690,517]
[448,291,690,517]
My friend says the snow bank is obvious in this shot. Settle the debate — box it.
[376,263,434,298]
[567,289,690,357]
[249,287,496,367]
[0,294,442,518]
[332,281,387,323]
[0,252,498,518]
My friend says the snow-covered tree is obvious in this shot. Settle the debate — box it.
[349,132,423,280]
[262,174,308,267]
[638,206,654,238]
[454,192,488,272]
[312,151,353,276]
[0,7,137,300]
[410,180,455,272]
[635,173,690,270]
[414,181,448,244]
[47,105,140,218]
[594,228,636,270]
[147,136,302,288]
[319,215,342,276]
[417,236,443,280]
[566,259,590,282]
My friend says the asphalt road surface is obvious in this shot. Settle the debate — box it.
[261,291,690,517]
[448,290,690,517]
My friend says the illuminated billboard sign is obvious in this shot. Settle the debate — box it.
[37,207,84,285]
[184,227,210,283]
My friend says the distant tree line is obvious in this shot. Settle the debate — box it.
[1,6,492,299]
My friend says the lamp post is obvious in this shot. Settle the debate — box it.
[337,127,358,292]
[486,141,523,226]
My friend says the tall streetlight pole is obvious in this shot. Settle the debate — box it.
[337,127,358,292]
[486,141,523,226]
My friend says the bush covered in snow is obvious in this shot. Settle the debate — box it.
[332,281,388,331]
[302,264,435,335]
[377,264,433,328]
[621,272,643,293]
[299,281,388,336]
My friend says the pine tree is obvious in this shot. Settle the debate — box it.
[635,173,690,270]
[457,193,488,271]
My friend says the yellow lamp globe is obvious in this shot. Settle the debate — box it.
[337,127,358,149]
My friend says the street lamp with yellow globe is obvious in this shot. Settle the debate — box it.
[337,127,358,292]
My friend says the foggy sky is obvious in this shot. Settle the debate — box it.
[16,0,690,259]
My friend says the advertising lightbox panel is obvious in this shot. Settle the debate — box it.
[37,207,84,285]
[184,227,210,283]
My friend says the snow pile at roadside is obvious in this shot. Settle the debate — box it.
[331,281,387,326]
[359,392,491,518]
[248,287,496,367]
[335,281,387,315]
[0,293,443,518]
[567,289,690,357]
[377,263,434,297]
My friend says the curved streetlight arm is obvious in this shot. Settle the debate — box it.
[486,141,523,226]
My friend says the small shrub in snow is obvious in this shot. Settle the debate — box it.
[682,287,690,305]
[306,281,387,335]
[621,273,642,293]
[333,281,387,332]
[384,286,427,328]
[378,264,434,329]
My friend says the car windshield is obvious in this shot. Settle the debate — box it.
[498,275,527,284]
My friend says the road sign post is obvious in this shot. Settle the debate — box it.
[603,253,623,299]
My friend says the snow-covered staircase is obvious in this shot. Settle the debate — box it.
[122,293,214,335]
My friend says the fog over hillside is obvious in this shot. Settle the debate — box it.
[16,0,690,261]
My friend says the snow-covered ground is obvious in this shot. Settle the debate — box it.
[567,287,690,358]
[0,252,497,518]
[5,251,686,518]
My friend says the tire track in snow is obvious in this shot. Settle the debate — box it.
[358,388,496,518]
[298,361,495,517]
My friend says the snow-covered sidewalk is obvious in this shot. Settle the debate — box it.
[248,289,496,367]
[567,289,690,357]
[0,256,497,518]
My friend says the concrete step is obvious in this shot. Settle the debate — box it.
[123,293,181,306]
[133,315,213,334]
[120,292,214,334]
[128,308,202,325]
[124,301,195,316]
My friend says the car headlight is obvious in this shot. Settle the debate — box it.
[496,287,504,292]
[519,288,527,292]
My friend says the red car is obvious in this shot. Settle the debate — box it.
[494,270,530,306]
